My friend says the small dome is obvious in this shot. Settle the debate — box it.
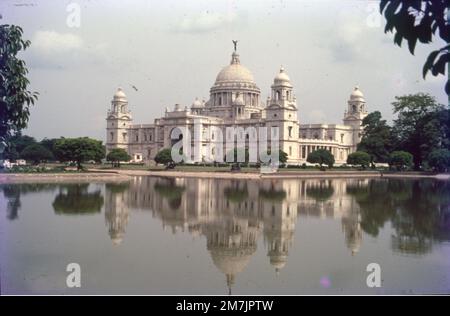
[274,66,291,83]
[113,87,127,100]
[350,86,364,101]
[191,97,203,108]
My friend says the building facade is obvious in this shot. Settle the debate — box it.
[106,48,368,164]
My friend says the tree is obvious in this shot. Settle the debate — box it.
[2,133,36,160]
[20,143,54,164]
[427,149,450,172]
[39,138,58,157]
[0,25,39,148]
[154,148,173,165]
[380,1,449,96]
[358,111,392,166]
[347,151,371,169]
[106,148,131,167]
[54,137,105,170]
[307,149,335,169]
[392,93,446,169]
[389,151,413,171]
[261,149,288,165]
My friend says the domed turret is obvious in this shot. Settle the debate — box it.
[191,97,203,108]
[113,87,127,101]
[273,66,292,87]
[350,86,364,101]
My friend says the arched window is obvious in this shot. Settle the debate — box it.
[276,90,281,100]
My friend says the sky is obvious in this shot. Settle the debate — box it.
[1,0,448,141]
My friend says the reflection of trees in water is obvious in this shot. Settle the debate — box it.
[305,180,334,202]
[347,179,450,255]
[224,181,248,203]
[346,180,395,237]
[153,178,185,210]
[258,182,286,202]
[52,184,104,215]
[0,183,59,220]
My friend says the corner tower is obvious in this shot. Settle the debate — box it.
[343,86,367,127]
[266,67,300,161]
[106,87,132,153]
[343,86,368,151]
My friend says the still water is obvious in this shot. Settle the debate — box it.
[1,176,449,294]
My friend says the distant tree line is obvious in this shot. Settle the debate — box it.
[1,135,109,170]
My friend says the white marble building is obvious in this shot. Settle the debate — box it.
[106,47,368,164]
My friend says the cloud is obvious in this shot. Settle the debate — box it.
[173,11,238,33]
[328,9,379,63]
[28,31,107,69]
[33,31,83,53]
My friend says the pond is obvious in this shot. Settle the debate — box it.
[1,176,449,294]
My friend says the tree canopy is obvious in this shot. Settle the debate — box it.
[391,93,447,169]
[154,148,173,165]
[427,148,450,172]
[347,151,371,169]
[20,143,54,164]
[106,148,131,167]
[2,133,36,160]
[389,151,413,170]
[0,25,39,148]
[380,0,449,95]
[358,111,392,165]
[307,149,335,168]
[54,137,105,170]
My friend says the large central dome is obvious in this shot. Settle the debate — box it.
[210,51,260,93]
[208,49,261,114]
[215,52,255,84]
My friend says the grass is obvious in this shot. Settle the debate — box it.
[96,163,387,173]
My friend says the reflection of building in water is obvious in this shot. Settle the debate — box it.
[204,217,261,294]
[296,179,365,254]
[104,183,130,245]
[259,180,299,274]
[104,177,366,289]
